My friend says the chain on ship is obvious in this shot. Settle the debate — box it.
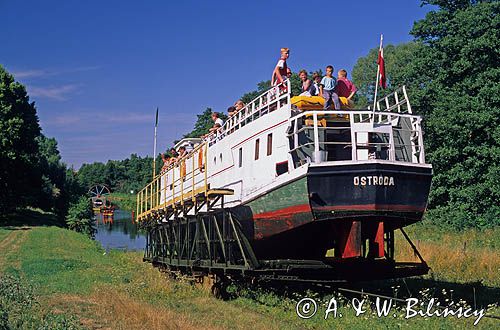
[136,80,432,284]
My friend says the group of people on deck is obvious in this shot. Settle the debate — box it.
[160,146,187,172]
[272,47,358,109]
[160,47,358,170]
[203,47,358,139]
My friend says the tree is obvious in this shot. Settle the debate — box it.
[351,42,427,108]
[409,0,500,228]
[352,1,499,228]
[36,135,67,215]
[183,107,228,138]
[75,154,154,195]
[0,65,42,212]
[240,81,271,104]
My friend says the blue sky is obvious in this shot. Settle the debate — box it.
[1,0,433,168]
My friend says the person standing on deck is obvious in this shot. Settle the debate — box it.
[336,69,357,108]
[320,65,340,110]
[271,48,290,86]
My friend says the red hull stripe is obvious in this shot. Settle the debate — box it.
[253,204,311,220]
[314,204,426,212]
[253,203,425,220]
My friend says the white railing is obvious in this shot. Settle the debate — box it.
[206,79,291,145]
[368,85,412,113]
[288,109,426,165]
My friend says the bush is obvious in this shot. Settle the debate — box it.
[0,275,81,329]
[66,196,95,238]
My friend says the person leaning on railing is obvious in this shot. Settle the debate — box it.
[161,153,171,172]
[168,148,178,164]
[234,100,245,112]
[227,106,236,117]
[201,112,225,139]
[209,112,224,133]
[177,146,187,159]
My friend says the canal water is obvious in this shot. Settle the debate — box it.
[94,210,146,251]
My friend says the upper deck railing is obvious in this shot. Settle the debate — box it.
[368,86,412,113]
[286,86,424,166]
[288,109,425,167]
[206,79,291,145]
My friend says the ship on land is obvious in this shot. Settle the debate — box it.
[136,80,432,285]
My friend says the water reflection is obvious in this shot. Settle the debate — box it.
[94,210,146,251]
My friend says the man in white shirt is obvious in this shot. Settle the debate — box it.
[209,112,224,133]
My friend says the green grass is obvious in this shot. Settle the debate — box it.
[405,220,500,250]
[6,228,120,295]
[396,223,500,287]
[0,210,499,329]
[0,274,82,329]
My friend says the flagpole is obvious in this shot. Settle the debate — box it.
[372,34,383,112]
[152,107,158,179]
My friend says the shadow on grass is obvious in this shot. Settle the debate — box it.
[0,208,66,229]
[341,277,500,309]
[233,276,500,311]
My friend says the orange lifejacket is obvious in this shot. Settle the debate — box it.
[180,160,186,179]
[198,146,204,172]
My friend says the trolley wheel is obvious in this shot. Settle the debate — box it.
[211,275,229,300]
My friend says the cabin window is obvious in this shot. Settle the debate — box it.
[238,148,242,167]
[276,161,288,176]
[219,153,222,162]
[255,139,260,160]
[213,156,216,165]
[267,133,273,156]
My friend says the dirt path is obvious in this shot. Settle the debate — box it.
[45,291,221,330]
[0,228,30,269]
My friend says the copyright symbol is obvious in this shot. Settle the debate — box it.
[296,298,317,319]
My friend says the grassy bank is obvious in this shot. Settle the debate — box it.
[397,222,500,287]
[0,211,498,329]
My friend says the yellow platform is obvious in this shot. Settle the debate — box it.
[291,95,353,110]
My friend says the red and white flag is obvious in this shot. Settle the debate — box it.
[377,45,386,89]
[372,34,385,112]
